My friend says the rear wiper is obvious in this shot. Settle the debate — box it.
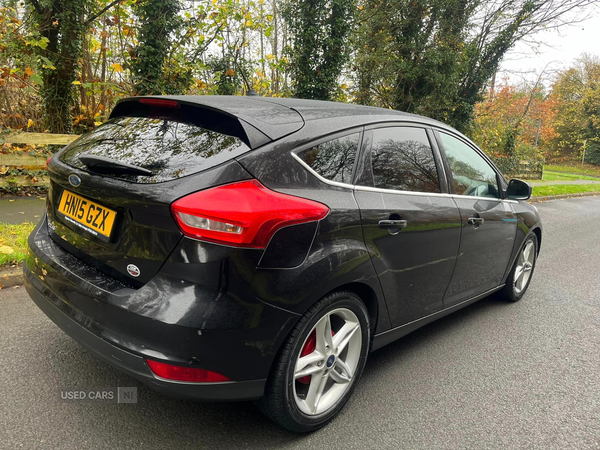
[78,154,153,176]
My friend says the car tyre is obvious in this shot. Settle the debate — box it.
[257,290,370,433]
[500,233,538,302]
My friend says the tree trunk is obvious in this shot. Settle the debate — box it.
[272,0,279,94]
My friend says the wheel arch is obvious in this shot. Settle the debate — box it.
[532,226,542,254]
[326,282,381,338]
[502,226,541,284]
[263,279,386,384]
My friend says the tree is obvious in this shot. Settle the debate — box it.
[3,0,598,138]
[130,0,188,95]
[471,82,557,158]
[354,0,598,132]
[551,54,600,162]
[0,2,43,130]
[26,0,122,133]
[282,0,355,101]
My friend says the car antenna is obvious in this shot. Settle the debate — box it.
[236,59,260,97]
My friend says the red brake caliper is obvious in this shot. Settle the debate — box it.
[298,329,335,385]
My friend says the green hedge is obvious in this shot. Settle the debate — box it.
[584,143,600,166]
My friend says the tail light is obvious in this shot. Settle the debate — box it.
[171,180,329,248]
[139,98,179,108]
[146,360,231,383]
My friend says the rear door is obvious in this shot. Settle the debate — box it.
[354,125,461,327]
[435,131,517,306]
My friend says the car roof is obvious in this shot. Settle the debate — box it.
[254,96,440,124]
[114,95,453,148]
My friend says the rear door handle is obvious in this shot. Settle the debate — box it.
[468,217,484,227]
[378,220,408,229]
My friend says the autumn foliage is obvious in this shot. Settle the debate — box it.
[471,84,558,160]
[0,0,599,172]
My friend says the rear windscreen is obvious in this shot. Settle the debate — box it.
[59,115,251,183]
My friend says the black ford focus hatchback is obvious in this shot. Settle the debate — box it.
[25,96,541,432]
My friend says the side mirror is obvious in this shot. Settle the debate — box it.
[506,179,532,201]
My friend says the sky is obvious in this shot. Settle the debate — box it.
[499,11,600,87]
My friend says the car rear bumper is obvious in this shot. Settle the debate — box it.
[24,217,299,401]
[24,273,265,401]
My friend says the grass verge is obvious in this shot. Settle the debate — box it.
[532,184,600,197]
[0,222,35,269]
[545,164,600,178]
[542,171,599,182]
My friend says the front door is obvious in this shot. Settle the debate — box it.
[435,131,517,306]
[355,126,462,327]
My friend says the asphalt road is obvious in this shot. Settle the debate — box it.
[1,196,599,449]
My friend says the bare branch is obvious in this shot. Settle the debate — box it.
[85,0,122,26]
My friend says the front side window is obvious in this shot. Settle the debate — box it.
[370,127,441,193]
[439,132,499,198]
[297,133,360,184]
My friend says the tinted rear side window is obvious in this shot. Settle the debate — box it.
[59,116,250,183]
[370,127,440,193]
[297,133,360,184]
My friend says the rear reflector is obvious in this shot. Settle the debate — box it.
[146,360,231,383]
[171,180,329,248]
[46,156,52,166]
[139,98,179,108]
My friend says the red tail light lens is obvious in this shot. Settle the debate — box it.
[139,98,179,108]
[171,180,329,248]
[146,360,231,383]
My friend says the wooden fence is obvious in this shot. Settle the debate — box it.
[0,132,79,188]
[505,161,544,180]
[490,155,544,180]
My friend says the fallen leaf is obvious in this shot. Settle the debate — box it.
[0,284,3,291]
[9,199,14,202]
[0,245,14,254]
[42,268,47,276]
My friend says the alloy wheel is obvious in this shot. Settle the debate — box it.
[292,308,362,416]
[514,240,535,294]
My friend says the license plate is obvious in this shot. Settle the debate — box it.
[57,189,117,240]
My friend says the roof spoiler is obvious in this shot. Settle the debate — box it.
[111,96,304,150]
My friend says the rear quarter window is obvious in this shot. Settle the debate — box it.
[296,133,360,184]
[59,116,251,183]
